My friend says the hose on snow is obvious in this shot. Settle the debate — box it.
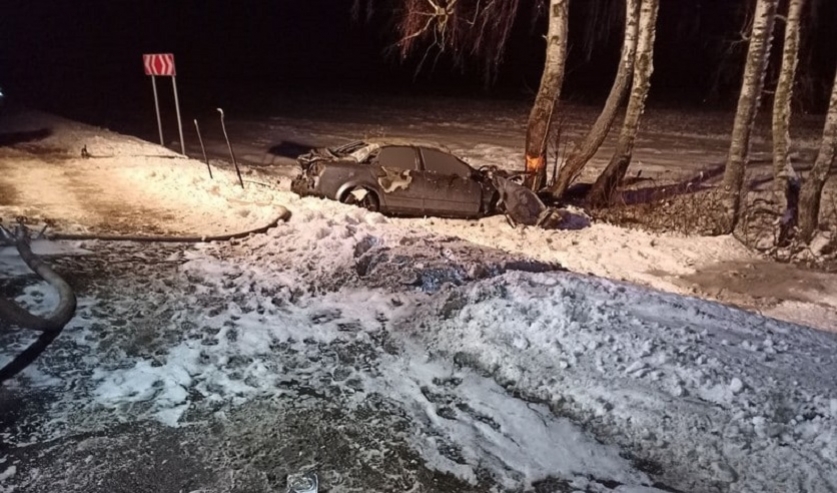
[0,207,291,383]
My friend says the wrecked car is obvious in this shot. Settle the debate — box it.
[292,141,504,218]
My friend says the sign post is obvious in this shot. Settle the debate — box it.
[171,75,185,155]
[143,53,185,155]
[150,76,163,145]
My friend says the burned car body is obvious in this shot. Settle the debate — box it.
[292,141,500,218]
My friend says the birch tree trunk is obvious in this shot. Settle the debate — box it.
[798,66,837,242]
[524,0,570,191]
[772,0,806,194]
[586,0,659,207]
[549,0,640,200]
[719,0,778,233]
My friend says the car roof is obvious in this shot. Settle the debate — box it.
[364,138,453,154]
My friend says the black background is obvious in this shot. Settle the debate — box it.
[2,0,836,124]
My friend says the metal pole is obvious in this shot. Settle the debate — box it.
[151,76,164,146]
[172,75,186,155]
[194,119,213,179]
[217,108,244,189]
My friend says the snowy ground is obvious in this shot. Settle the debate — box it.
[2,101,837,492]
[152,96,837,331]
[0,110,282,236]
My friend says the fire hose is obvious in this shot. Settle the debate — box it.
[0,207,291,383]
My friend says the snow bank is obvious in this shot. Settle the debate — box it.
[4,201,834,491]
[404,271,837,492]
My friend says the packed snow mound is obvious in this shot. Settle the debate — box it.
[4,201,837,492]
[405,271,837,492]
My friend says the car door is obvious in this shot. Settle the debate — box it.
[372,146,424,214]
[417,147,483,218]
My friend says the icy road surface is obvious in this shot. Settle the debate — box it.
[2,199,837,493]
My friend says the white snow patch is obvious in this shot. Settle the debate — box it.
[0,465,16,493]
[368,350,657,490]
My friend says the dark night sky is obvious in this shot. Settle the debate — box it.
[1,1,393,115]
[2,0,836,124]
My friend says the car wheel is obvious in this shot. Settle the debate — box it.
[341,187,380,212]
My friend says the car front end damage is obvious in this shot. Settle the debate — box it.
[290,160,323,198]
[292,142,376,199]
[292,159,373,202]
[471,170,503,216]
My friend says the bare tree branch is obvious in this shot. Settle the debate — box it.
[358,0,524,83]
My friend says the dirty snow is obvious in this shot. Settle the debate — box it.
[4,200,837,492]
[2,104,837,492]
[0,110,281,236]
[189,97,837,332]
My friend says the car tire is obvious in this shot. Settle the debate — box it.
[341,187,380,212]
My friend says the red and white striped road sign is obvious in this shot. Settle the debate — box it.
[143,53,176,76]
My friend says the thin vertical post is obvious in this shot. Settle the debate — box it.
[194,119,213,179]
[172,76,186,155]
[217,108,244,189]
[151,75,164,146]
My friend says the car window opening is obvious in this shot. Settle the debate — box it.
[378,146,418,170]
[420,148,471,178]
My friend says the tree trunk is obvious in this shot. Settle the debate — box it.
[549,0,640,200]
[524,0,570,191]
[719,0,778,233]
[772,0,805,195]
[586,0,659,207]
[798,65,837,242]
